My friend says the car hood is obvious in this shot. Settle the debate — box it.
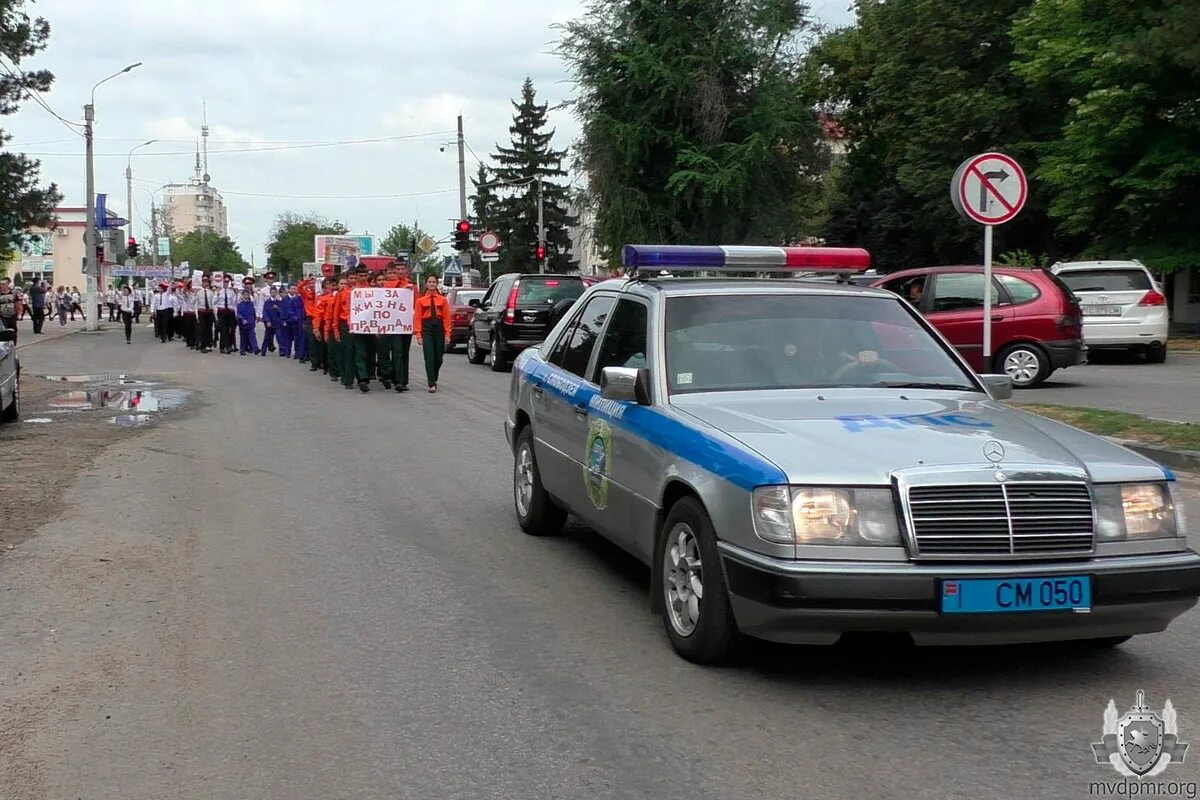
[670,390,1167,486]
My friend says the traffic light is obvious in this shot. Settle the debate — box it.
[454,220,471,251]
[127,237,139,258]
[536,244,546,263]
[96,244,105,264]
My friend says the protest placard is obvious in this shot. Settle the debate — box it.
[191,269,204,286]
[349,287,415,335]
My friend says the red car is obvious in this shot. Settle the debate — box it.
[871,266,1085,388]
[445,286,487,351]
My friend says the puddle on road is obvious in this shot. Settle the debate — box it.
[42,373,127,383]
[41,375,156,387]
[111,414,153,427]
[47,389,189,412]
[23,417,53,424]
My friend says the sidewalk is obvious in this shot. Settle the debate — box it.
[14,317,89,350]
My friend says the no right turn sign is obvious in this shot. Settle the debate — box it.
[951,152,1027,226]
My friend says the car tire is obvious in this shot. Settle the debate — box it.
[657,496,741,664]
[467,331,486,364]
[490,334,509,372]
[1145,342,1167,364]
[1,367,18,423]
[513,427,566,536]
[998,342,1050,389]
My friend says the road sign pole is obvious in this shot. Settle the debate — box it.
[983,224,994,372]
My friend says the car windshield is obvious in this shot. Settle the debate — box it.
[517,279,585,305]
[1057,268,1150,293]
[664,293,978,394]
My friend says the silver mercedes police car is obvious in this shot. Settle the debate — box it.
[503,245,1200,664]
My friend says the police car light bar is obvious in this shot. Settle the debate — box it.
[621,245,871,273]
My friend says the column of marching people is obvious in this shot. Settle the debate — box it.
[123,261,450,392]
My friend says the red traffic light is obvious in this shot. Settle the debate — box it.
[536,245,546,261]
[128,237,136,247]
[456,220,471,234]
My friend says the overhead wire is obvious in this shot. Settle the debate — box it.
[18,130,459,157]
[0,55,85,136]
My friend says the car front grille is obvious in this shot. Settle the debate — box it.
[906,482,1094,559]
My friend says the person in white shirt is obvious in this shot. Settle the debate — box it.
[196,275,218,353]
[214,275,240,354]
[177,280,198,349]
[105,285,119,321]
[118,285,136,343]
[153,283,174,343]
[254,271,278,351]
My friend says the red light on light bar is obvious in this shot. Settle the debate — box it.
[782,247,871,271]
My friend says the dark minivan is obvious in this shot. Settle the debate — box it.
[467,274,586,371]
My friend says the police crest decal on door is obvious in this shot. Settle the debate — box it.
[583,418,612,510]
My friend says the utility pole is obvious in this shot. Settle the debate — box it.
[537,176,545,275]
[84,103,98,331]
[456,115,468,220]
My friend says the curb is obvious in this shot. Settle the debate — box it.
[15,328,82,350]
[1106,437,1200,475]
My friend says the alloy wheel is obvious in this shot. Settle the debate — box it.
[663,523,704,637]
[515,442,534,518]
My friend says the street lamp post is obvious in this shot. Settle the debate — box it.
[84,62,142,332]
[126,139,156,247]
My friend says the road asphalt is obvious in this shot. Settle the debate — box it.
[2,328,1198,800]
[1020,350,1200,423]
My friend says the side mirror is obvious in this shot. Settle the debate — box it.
[600,366,652,405]
[980,373,1013,400]
[468,298,481,308]
[0,329,13,343]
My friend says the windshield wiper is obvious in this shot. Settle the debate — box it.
[874,381,978,391]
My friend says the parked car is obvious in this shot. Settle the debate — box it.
[445,287,487,352]
[872,266,1084,388]
[1051,260,1169,363]
[0,328,18,422]
[467,273,586,372]
[505,245,1199,664]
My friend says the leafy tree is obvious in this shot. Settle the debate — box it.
[0,2,61,250]
[380,221,442,274]
[560,0,828,259]
[1012,0,1200,273]
[266,212,347,279]
[489,77,575,273]
[170,230,249,273]
[805,0,1075,271]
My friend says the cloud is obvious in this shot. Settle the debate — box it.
[9,0,854,266]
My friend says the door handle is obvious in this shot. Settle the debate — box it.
[990,315,1004,322]
[532,383,544,398]
[573,403,588,417]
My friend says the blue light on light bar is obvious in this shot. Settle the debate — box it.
[622,245,725,269]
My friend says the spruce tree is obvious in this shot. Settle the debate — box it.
[490,78,575,273]
[469,163,500,232]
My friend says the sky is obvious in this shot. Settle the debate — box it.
[8,0,854,268]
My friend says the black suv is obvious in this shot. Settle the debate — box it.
[466,273,586,371]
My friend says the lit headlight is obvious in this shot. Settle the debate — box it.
[751,486,902,546]
[1094,483,1180,541]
